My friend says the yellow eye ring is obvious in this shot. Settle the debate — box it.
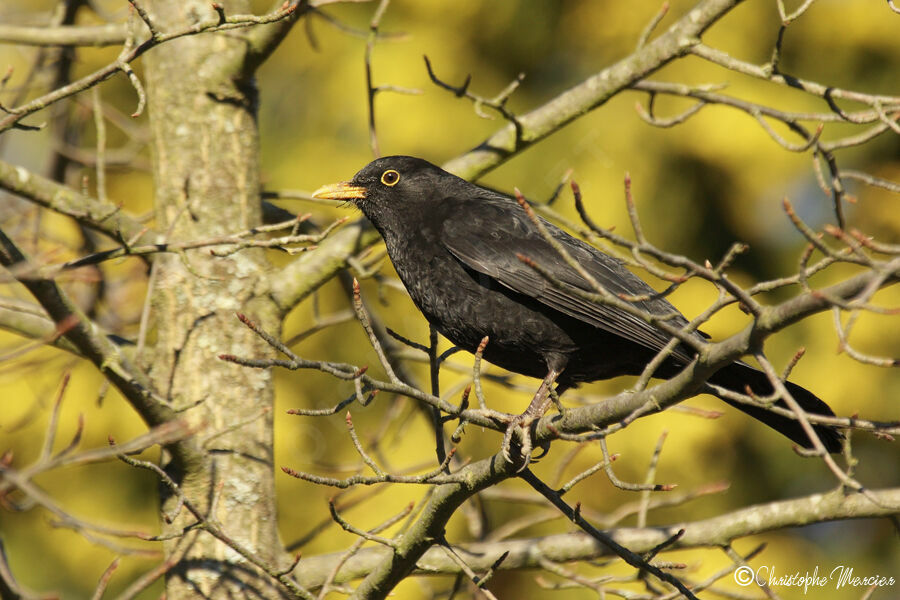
[381,170,400,186]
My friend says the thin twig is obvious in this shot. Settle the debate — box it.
[519,468,699,600]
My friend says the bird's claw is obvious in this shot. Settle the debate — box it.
[501,414,535,471]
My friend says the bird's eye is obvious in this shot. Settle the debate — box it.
[381,170,400,186]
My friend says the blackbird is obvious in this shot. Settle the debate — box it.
[313,156,842,463]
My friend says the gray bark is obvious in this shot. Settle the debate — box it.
[143,1,283,596]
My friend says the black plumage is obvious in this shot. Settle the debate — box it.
[313,156,842,462]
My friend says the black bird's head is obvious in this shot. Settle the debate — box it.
[312,156,467,232]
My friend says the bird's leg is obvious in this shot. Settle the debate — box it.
[531,386,566,461]
[502,368,561,469]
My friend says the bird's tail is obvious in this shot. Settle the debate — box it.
[707,362,843,453]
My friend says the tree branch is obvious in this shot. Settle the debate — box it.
[690,43,900,108]
[0,228,175,430]
[242,0,307,75]
[442,0,743,180]
[294,486,900,588]
[0,159,157,246]
[0,23,127,47]
[349,453,519,599]
[0,2,300,132]
[539,260,900,441]
[0,297,84,356]
[272,219,380,313]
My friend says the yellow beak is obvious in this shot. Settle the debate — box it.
[311,182,367,200]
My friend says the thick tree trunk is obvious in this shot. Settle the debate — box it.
[143,1,283,597]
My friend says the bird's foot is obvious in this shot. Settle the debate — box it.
[499,368,563,470]
[501,413,536,471]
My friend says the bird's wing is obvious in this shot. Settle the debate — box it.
[440,194,699,360]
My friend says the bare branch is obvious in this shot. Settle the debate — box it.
[0,228,177,430]
[0,2,301,132]
[0,23,127,47]
[0,159,156,246]
[443,0,743,180]
[243,1,307,74]
[272,219,381,312]
[690,43,900,108]
[519,468,698,600]
[294,486,900,588]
